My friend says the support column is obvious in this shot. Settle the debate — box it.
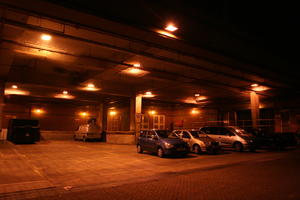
[134,95,142,141]
[97,103,103,131]
[130,98,135,131]
[0,81,4,137]
[250,91,260,128]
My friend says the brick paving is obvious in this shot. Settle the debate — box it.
[0,140,298,200]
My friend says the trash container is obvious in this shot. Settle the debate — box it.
[7,119,40,144]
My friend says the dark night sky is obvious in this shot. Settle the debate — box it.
[45,0,300,71]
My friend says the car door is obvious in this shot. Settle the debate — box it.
[147,130,159,153]
[182,131,192,147]
[217,127,233,147]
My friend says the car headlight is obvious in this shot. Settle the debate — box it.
[164,143,174,149]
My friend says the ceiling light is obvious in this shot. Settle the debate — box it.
[165,24,178,32]
[195,96,207,102]
[79,112,89,117]
[12,85,18,89]
[41,34,52,41]
[251,83,259,87]
[63,90,68,95]
[194,93,200,97]
[4,89,29,96]
[143,91,155,98]
[87,83,95,88]
[191,109,200,115]
[33,108,44,114]
[133,63,141,67]
[54,92,75,99]
[252,86,269,92]
[156,30,177,39]
[148,110,156,115]
[109,110,117,116]
[121,67,149,77]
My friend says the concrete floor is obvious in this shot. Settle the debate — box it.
[0,140,299,200]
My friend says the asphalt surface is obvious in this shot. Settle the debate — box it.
[0,140,299,200]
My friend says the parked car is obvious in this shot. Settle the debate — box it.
[137,130,189,158]
[74,123,102,141]
[245,128,298,150]
[173,129,221,154]
[199,126,256,152]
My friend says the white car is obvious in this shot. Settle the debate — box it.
[74,123,102,141]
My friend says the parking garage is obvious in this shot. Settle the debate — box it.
[1,1,300,199]
[1,1,299,146]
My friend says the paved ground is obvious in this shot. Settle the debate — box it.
[0,140,299,200]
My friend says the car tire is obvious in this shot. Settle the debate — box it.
[157,148,164,158]
[193,144,201,154]
[137,144,143,153]
[234,142,243,152]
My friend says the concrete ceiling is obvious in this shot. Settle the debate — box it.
[0,0,296,109]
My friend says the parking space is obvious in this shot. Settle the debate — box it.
[0,140,296,197]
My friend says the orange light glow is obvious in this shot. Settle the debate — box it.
[251,83,259,87]
[63,90,68,95]
[148,110,156,115]
[54,93,75,99]
[121,67,149,77]
[165,24,178,32]
[191,109,200,115]
[12,85,18,89]
[79,112,89,117]
[194,93,200,97]
[156,30,177,39]
[195,96,207,101]
[4,89,30,96]
[252,86,269,92]
[41,34,52,41]
[33,108,44,114]
[143,91,155,98]
[80,83,100,91]
[109,110,117,116]
[133,63,141,67]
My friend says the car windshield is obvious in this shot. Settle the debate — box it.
[190,131,200,138]
[156,130,178,139]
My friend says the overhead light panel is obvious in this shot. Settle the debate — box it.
[165,24,178,32]
[41,34,52,41]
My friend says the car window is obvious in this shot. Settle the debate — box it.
[140,131,147,137]
[205,127,218,135]
[156,130,178,139]
[182,131,191,139]
[147,131,156,138]
[190,131,200,138]
[218,127,230,135]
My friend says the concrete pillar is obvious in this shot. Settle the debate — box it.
[134,95,142,141]
[0,81,4,138]
[130,98,135,131]
[250,91,260,128]
[97,103,103,131]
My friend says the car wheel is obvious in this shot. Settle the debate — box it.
[234,142,243,152]
[157,148,164,158]
[194,144,201,154]
[137,144,143,153]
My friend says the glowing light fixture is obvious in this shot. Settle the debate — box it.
[156,30,177,39]
[194,93,200,97]
[4,88,29,96]
[109,110,117,116]
[41,34,52,41]
[133,63,141,67]
[33,108,44,114]
[143,91,155,98]
[12,85,18,89]
[54,91,75,99]
[148,110,156,115]
[252,85,269,92]
[191,108,200,115]
[165,24,178,32]
[121,67,149,76]
[79,112,89,117]
[251,83,258,87]
[195,96,207,102]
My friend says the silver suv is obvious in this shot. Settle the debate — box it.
[199,126,256,152]
[173,130,221,154]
